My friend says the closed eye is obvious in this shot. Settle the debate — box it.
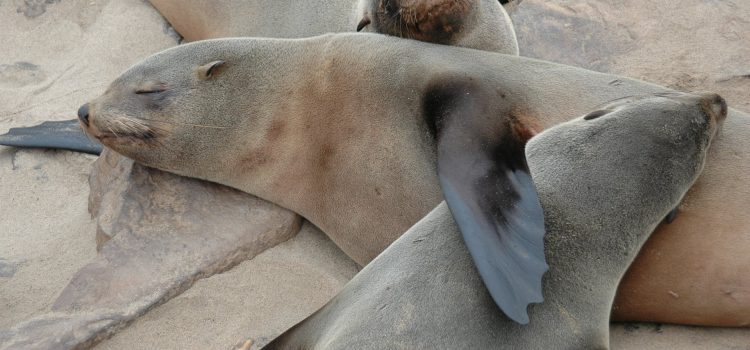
[135,83,169,95]
[135,88,167,95]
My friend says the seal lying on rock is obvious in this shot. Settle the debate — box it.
[263,91,725,349]
[79,34,547,324]
[77,33,747,325]
[138,0,750,327]
[0,0,518,154]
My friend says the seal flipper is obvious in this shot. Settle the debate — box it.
[0,119,102,155]
[424,81,547,325]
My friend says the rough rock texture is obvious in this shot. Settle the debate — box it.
[57,148,301,312]
[97,222,358,350]
[511,0,750,113]
[0,149,304,349]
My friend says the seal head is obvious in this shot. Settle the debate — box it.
[78,46,237,178]
[356,0,519,53]
[361,0,472,44]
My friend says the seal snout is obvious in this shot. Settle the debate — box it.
[376,0,471,44]
[699,92,728,122]
[77,103,90,127]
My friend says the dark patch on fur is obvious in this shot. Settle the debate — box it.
[316,143,337,172]
[265,119,286,143]
[240,147,272,169]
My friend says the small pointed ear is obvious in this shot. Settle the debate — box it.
[424,81,548,325]
[196,60,226,80]
[356,15,371,32]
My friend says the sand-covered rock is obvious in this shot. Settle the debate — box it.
[511,0,750,113]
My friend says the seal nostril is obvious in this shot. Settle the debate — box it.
[698,93,728,122]
[716,95,728,121]
[77,104,90,126]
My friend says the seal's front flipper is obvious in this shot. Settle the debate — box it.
[0,119,102,155]
[424,81,547,325]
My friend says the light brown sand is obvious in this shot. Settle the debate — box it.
[0,149,97,329]
[0,0,178,329]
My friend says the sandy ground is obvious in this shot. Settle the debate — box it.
[0,0,177,331]
[0,149,97,329]
[1,0,748,349]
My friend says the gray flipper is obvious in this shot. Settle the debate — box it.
[0,119,102,155]
[424,81,547,325]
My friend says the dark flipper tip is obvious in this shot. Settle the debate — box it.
[428,80,547,324]
[440,167,547,325]
[0,119,102,155]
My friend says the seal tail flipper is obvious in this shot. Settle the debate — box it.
[0,119,102,155]
[425,81,547,325]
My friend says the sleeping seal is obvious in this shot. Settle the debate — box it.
[77,34,750,326]
[0,0,519,154]
[262,91,725,349]
[79,35,548,324]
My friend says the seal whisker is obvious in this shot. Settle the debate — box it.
[107,125,120,138]
[126,116,232,129]
[124,118,158,134]
[116,118,153,136]
[114,119,136,134]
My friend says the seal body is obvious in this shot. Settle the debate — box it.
[79,34,750,325]
[147,0,358,41]
[263,92,724,349]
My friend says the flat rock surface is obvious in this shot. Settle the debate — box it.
[511,0,750,113]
